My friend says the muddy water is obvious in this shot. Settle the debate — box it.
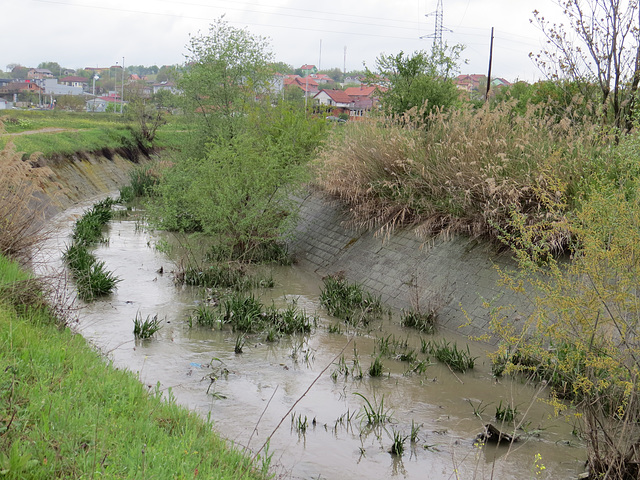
[37,198,587,480]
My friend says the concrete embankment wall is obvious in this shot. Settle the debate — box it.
[290,191,530,345]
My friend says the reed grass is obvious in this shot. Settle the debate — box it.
[133,312,162,339]
[314,102,613,251]
[423,339,476,373]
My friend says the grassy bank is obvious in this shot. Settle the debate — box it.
[0,110,188,157]
[0,255,268,479]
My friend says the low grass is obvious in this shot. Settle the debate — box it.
[0,110,189,157]
[0,254,266,480]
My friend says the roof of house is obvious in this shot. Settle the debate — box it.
[316,89,354,104]
[60,76,89,83]
[344,85,380,97]
[300,64,316,70]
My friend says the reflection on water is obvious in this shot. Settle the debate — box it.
[36,199,587,480]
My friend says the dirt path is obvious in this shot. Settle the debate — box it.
[2,127,80,136]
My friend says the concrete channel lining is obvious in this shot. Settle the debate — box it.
[289,191,532,345]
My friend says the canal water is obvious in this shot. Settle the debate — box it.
[35,197,587,480]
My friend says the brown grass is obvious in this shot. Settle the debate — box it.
[0,132,52,263]
[314,102,610,251]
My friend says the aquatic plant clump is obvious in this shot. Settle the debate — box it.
[62,198,121,302]
[319,274,384,326]
[423,339,476,373]
[133,312,162,339]
[190,292,315,338]
[175,262,273,291]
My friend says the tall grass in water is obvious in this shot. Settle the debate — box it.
[314,102,612,251]
[319,274,383,326]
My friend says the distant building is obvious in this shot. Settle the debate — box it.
[27,69,54,80]
[59,76,89,89]
[42,79,83,96]
[300,64,317,77]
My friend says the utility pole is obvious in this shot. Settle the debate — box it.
[319,39,322,71]
[422,0,451,49]
[485,27,494,101]
[121,56,125,114]
[343,46,347,75]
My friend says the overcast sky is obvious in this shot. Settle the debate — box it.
[4,0,566,81]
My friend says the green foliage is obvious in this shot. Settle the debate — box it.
[0,269,267,479]
[390,430,407,456]
[400,309,436,334]
[195,292,314,337]
[178,17,273,154]
[319,275,384,326]
[368,356,385,377]
[423,339,476,373]
[369,44,463,118]
[491,164,640,477]
[354,393,391,426]
[133,312,162,339]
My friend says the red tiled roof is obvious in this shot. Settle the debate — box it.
[60,76,88,83]
[301,64,316,70]
[344,85,379,97]
[317,89,353,104]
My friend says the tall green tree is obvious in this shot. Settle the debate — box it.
[368,44,464,118]
[178,17,273,154]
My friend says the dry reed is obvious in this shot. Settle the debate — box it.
[314,102,610,251]
[0,132,52,263]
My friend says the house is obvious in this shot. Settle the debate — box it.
[27,69,54,80]
[313,89,354,116]
[310,73,333,85]
[86,93,123,112]
[0,98,9,110]
[59,76,89,89]
[0,81,43,94]
[284,75,319,95]
[343,76,362,86]
[491,77,512,88]
[151,81,180,95]
[455,74,486,93]
[300,64,317,77]
[42,79,83,96]
[344,85,380,99]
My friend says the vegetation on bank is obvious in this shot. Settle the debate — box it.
[0,108,188,158]
[0,256,268,479]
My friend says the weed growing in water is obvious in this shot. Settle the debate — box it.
[404,359,431,376]
[327,322,342,334]
[390,429,407,456]
[354,393,392,426]
[320,274,383,326]
[133,312,162,339]
[423,339,476,373]
[401,310,437,334]
[368,356,385,377]
[397,348,417,363]
[495,400,519,424]
[189,304,218,328]
[234,334,245,354]
[467,399,491,418]
[291,413,308,434]
[410,420,422,443]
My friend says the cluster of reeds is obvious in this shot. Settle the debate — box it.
[118,160,170,202]
[314,102,611,251]
[133,312,162,339]
[422,339,476,373]
[62,198,120,301]
[174,261,274,291]
[189,292,314,339]
[319,274,384,326]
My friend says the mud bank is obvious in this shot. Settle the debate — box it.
[29,148,149,220]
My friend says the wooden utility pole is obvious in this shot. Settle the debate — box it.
[486,27,494,101]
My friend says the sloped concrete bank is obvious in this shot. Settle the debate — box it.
[290,191,530,345]
[30,149,149,220]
